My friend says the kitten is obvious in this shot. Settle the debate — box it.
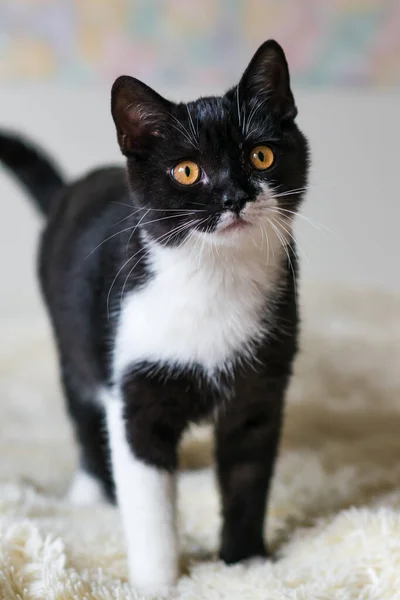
[0,40,309,596]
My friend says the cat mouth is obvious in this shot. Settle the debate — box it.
[216,213,251,234]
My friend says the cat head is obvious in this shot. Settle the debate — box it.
[111,40,309,247]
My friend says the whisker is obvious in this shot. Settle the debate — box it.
[197,221,209,269]
[85,222,145,260]
[258,222,266,254]
[125,211,198,251]
[195,112,200,138]
[125,208,151,251]
[257,222,270,263]
[271,187,308,199]
[271,181,335,197]
[112,202,206,213]
[271,206,344,243]
[182,216,210,264]
[236,84,241,129]
[85,211,199,260]
[164,218,199,246]
[270,213,310,267]
[120,217,201,302]
[113,206,148,226]
[186,105,198,146]
[168,121,197,148]
[268,217,299,308]
[264,222,271,264]
[241,103,246,136]
[245,96,271,138]
[167,112,198,149]
[107,217,199,318]
[113,219,200,312]
[186,200,208,209]
[112,201,134,209]
[252,224,263,251]
[182,225,199,259]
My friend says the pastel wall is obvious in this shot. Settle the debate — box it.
[0,0,399,87]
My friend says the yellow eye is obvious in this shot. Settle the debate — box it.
[249,145,275,170]
[172,160,201,185]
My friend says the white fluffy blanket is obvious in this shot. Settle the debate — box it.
[1,284,400,599]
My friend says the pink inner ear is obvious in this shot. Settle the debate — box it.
[117,105,164,154]
[125,104,160,134]
[112,76,172,153]
[125,107,142,129]
[112,74,172,148]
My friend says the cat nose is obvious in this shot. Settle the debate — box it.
[222,190,249,214]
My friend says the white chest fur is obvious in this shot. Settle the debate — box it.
[113,228,284,382]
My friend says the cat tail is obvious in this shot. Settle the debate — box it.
[0,131,65,216]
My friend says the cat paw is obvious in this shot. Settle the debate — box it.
[219,539,268,565]
[129,555,178,598]
[129,571,178,598]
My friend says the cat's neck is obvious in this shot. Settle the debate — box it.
[141,222,287,281]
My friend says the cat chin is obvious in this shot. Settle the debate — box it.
[216,211,251,234]
[218,219,250,233]
[191,220,263,250]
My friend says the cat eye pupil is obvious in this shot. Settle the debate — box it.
[250,145,275,170]
[172,160,200,185]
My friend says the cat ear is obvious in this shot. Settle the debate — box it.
[239,40,297,121]
[111,76,172,155]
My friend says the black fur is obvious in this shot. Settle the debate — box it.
[0,40,309,565]
[0,131,64,215]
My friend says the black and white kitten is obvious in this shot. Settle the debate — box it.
[0,40,309,596]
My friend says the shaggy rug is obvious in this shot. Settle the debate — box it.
[1,284,400,600]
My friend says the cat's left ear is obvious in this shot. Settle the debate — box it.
[239,40,297,121]
[111,76,172,155]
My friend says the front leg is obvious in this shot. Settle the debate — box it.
[215,376,287,564]
[105,376,186,596]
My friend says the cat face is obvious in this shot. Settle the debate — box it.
[111,40,309,246]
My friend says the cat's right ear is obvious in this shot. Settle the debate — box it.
[111,76,172,155]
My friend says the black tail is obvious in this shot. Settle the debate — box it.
[0,131,65,216]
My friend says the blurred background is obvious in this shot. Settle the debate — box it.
[0,0,399,322]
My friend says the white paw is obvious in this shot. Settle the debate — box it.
[130,571,178,598]
[67,469,104,506]
[129,556,178,598]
